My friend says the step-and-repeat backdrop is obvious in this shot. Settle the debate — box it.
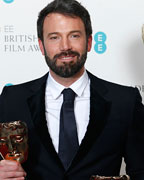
[0,0,144,97]
[1,0,144,174]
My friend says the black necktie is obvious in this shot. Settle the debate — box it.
[58,88,79,170]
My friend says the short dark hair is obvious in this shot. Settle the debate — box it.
[37,0,92,42]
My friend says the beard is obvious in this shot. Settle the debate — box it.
[43,47,87,78]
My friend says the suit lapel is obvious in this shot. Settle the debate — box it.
[70,71,111,168]
[27,73,60,161]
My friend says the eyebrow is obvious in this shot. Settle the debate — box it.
[47,30,82,37]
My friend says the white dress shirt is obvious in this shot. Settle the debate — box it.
[45,71,90,153]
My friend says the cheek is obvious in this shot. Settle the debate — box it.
[72,40,87,53]
[0,144,9,157]
[75,45,87,55]
[16,140,28,150]
[45,43,59,58]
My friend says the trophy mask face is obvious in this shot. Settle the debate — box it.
[0,121,28,163]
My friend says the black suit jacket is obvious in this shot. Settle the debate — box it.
[0,71,144,180]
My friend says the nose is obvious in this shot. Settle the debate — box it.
[7,139,14,152]
[60,37,72,51]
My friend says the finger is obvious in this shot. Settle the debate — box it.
[0,160,26,178]
[3,178,25,180]
[0,171,26,178]
[0,160,23,171]
[0,159,18,166]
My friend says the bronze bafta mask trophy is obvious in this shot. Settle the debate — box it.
[0,120,28,163]
[90,175,130,180]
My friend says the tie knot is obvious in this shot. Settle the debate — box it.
[62,88,75,102]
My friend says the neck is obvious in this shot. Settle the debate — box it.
[50,68,85,87]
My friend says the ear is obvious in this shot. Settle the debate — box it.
[87,35,92,52]
[38,39,45,55]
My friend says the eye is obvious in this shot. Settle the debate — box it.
[71,34,80,39]
[0,138,6,143]
[50,36,57,40]
[49,35,60,41]
[11,135,24,143]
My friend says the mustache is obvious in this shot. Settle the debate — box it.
[53,50,80,60]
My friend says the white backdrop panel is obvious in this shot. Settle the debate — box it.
[0,0,144,98]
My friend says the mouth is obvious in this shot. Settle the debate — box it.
[54,50,80,63]
[58,54,76,62]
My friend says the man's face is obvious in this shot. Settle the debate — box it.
[39,13,92,78]
[0,121,28,163]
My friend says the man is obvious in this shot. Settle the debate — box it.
[0,0,144,179]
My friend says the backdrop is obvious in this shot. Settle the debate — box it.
[0,0,144,174]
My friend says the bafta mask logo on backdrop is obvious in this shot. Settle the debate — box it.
[94,32,107,54]
[142,24,144,43]
[3,0,14,3]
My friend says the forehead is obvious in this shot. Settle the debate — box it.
[0,123,26,136]
[0,128,25,137]
[43,13,85,34]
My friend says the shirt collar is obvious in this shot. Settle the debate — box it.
[47,70,89,99]
[70,71,89,97]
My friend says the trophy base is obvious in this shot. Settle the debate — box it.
[90,175,130,180]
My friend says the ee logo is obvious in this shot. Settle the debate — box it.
[94,32,107,54]
[3,0,14,3]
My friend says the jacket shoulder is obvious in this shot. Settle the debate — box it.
[0,73,48,98]
[87,71,140,99]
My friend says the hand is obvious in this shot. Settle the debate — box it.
[0,160,26,180]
